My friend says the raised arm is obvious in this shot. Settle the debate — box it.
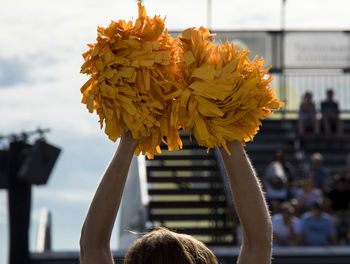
[80,131,138,264]
[219,141,272,264]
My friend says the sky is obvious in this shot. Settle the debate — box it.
[1,0,350,262]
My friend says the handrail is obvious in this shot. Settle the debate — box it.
[30,246,350,264]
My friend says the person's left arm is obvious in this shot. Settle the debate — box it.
[327,218,338,245]
[288,219,301,246]
[80,131,138,264]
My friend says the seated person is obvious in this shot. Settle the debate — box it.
[297,200,337,246]
[274,149,296,186]
[326,175,350,244]
[272,202,301,246]
[295,172,323,212]
[327,175,350,213]
[298,92,318,135]
[307,152,331,193]
[321,89,343,136]
[264,160,289,203]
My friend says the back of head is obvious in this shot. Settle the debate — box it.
[280,201,295,215]
[303,91,312,103]
[326,89,334,100]
[124,227,218,264]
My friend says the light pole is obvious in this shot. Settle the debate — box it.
[281,0,286,30]
[207,0,212,30]
[280,0,287,117]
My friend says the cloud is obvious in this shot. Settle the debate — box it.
[34,188,94,204]
[0,57,30,87]
[144,0,206,29]
[31,208,41,223]
[0,54,60,88]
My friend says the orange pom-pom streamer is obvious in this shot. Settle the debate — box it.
[174,27,284,154]
[80,2,182,158]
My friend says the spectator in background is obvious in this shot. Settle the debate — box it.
[295,172,323,212]
[321,89,343,137]
[307,152,331,193]
[272,202,301,246]
[274,149,297,187]
[264,159,289,203]
[327,176,350,212]
[290,198,303,218]
[298,92,318,135]
[326,175,350,244]
[264,150,296,206]
[297,200,337,246]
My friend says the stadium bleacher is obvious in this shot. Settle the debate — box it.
[30,119,350,263]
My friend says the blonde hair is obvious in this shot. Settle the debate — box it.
[124,227,218,264]
[311,152,323,161]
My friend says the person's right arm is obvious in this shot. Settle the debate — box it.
[219,141,272,264]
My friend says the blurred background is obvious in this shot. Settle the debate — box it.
[1,0,350,263]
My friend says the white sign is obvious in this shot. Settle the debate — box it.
[285,32,350,68]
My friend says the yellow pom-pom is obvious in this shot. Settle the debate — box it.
[175,28,284,154]
[81,5,284,158]
[80,2,182,158]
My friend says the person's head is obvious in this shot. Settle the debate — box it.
[311,200,324,218]
[124,227,218,264]
[303,92,312,104]
[310,152,323,169]
[334,175,348,192]
[290,198,302,217]
[274,149,285,163]
[305,171,316,189]
[280,202,294,221]
[326,89,334,101]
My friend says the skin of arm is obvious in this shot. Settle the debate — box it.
[219,141,272,264]
[80,131,138,264]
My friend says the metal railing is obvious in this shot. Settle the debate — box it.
[271,72,350,114]
[31,246,350,264]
